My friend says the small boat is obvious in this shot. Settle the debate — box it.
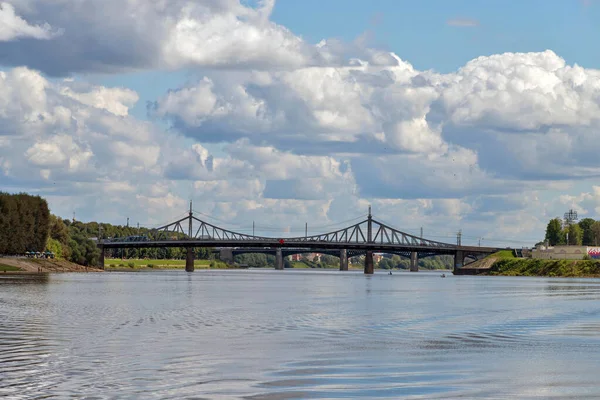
[440,274,446,278]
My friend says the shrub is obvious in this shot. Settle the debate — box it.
[147,264,154,268]
[128,262,135,268]
[119,263,125,267]
[109,264,116,267]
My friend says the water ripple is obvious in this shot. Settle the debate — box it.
[2,271,600,398]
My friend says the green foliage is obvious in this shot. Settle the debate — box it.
[579,218,596,245]
[567,224,583,245]
[234,253,271,268]
[128,262,135,268]
[0,192,50,254]
[592,222,600,246]
[545,218,566,246]
[209,260,229,269]
[46,238,63,259]
[147,264,155,268]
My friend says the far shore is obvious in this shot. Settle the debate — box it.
[459,251,600,278]
[0,257,102,273]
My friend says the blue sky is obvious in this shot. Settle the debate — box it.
[2,0,600,246]
[275,0,600,71]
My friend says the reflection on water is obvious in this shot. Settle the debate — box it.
[2,270,600,398]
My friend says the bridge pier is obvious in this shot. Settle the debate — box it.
[98,245,105,270]
[219,248,234,264]
[410,251,418,272]
[186,247,194,272]
[364,251,374,274]
[340,249,348,271]
[453,250,464,273]
[275,248,284,270]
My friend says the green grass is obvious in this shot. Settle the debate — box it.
[0,264,23,272]
[290,261,313,268]
[105,258,212,269]
[490,250,517,259]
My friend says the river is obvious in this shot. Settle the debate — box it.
[2,269,600,399]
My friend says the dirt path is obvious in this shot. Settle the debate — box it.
[0,257,103,273]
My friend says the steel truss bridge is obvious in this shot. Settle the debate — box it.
[98,206,499,274]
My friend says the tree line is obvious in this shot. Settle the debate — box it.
[1,192,216,267]
[544,217,600,246]
[0,193,50,254]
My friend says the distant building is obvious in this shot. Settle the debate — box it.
[373,253,384,263]
[532,245,600,260]
[289,254,302,262]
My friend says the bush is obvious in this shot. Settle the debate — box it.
[119,263,125,267]
[147,264,154,268]
[128,262,135,268]
[109,264,116,267]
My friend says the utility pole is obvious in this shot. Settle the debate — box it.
[420,227,423,238]
[457,230,462,246]
[137,222,140,235]
[188,200,193,238]
[98,226,103,243]
[305,222,308,239]
[127,217,129,227]
[72,212,75,223]
[253,221,255,236]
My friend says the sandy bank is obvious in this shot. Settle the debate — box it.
[0,257,103,273]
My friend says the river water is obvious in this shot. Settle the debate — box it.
[2,270,600,399]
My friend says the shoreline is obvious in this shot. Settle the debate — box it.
[0,257,103,273]
[458,255,600,278]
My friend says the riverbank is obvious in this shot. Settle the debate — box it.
[457,251,600,277]
[488,259,600,277]
[0,257,103,273]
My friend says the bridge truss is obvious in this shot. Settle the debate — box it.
[105,207,458,252]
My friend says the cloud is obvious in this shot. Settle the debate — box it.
[0,2,59,41]
[2,1,600,246]
[446,18,479,27]
[0,0,397,75]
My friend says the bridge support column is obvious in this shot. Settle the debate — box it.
[453,250,464,273]
[275,248,284,270]
[219,248,234,264]
[98,245,105,270]
[410,251,418,272]
[186,247,194,272]
[340,249,348,271]
[364,251,374,274]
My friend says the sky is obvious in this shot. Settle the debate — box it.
[1,0,600,247]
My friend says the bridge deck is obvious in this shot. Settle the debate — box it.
[100,239,498,255]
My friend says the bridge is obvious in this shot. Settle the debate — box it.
[98,205,500,274]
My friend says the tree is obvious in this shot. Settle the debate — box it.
[567,224,583,245]
[592,221,600,246]
[545,218,565,246]
[579,218,596,245]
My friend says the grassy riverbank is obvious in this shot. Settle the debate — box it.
[105,258,219,270]
[0,264,23,272]
[488,258,600,277]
